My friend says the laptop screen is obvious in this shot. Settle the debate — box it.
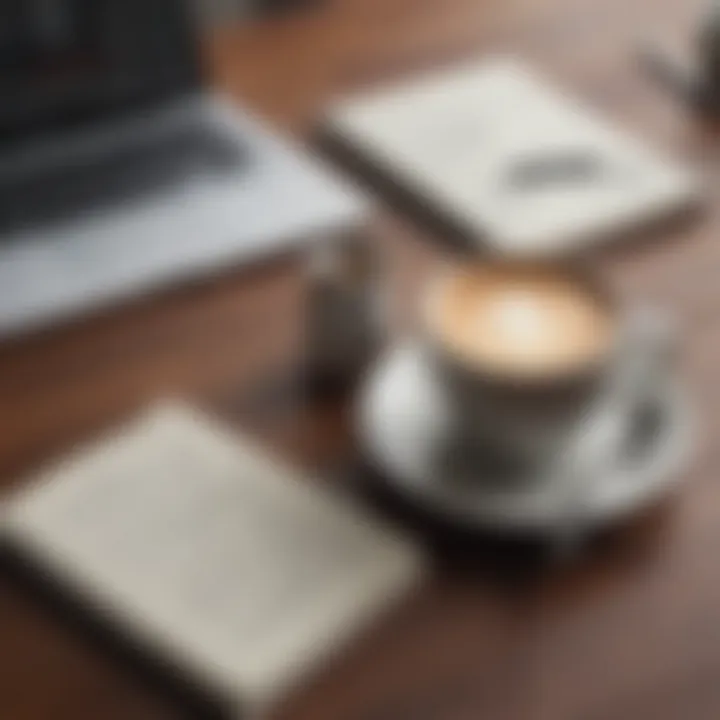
[0,0,202,142]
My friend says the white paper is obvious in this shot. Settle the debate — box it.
[1,402,424,715]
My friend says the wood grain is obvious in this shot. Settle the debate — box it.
[1,0,719,718]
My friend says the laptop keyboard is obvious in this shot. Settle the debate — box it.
[0,117,247,234]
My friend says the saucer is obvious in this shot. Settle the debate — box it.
[357,343,691,533]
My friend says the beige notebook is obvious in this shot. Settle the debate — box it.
[323,57,700,256]
[0,403,424,716]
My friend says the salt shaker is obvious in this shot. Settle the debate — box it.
[304,232,383,389]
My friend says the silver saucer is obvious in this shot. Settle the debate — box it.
[357,344,691,533]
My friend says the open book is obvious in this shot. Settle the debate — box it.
[1,403,424,716]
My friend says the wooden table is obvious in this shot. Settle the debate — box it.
[2,0,720,718]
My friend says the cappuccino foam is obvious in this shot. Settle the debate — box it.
[432,266,614,378]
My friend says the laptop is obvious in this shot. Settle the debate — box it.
[0,0,364,338]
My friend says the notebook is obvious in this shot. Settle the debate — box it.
[0,403,424,716]
[322,57,700,256]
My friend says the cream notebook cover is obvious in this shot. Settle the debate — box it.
[323,57,700,255]
[0,404,424,716]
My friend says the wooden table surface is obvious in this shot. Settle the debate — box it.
[2,0,720,718]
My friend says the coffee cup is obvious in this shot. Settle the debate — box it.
[421,260,658,467]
